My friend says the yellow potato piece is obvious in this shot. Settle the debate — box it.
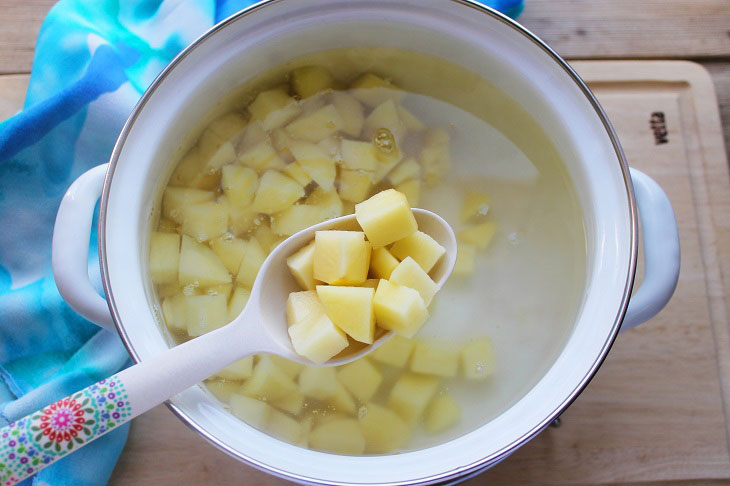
[179,200,229,242]
[205,379,241,403]
[388,158,420,186]
[308,418,365,455]
[213,356,254,380]
[369,246,399,280]
[317,286,375,344]
[313,230,371,285]
[207,112,248,141]
[161,294,187,332]
[389,230,446,273]
[458,221,497,250]
[221,165,258,206]
[286,105,343,143]
[354,189,418,248]
[420,128,451,186]
[460,191,490,222]
[298,366,338,400]
[424,393,461,434]
[209,236,247,274]
[395,179,421,207]
[349,73,405,108]
[252,170,305,214]
[227,286,251,321]
[461,337,496,380]
[178,235,231,287]
[305,186,344,218]
[287,241,317,290]
[336,358,382,402]
[162,187,214,223]
[186,294,228,336]
[273,204,327,237]
[327,381,357,415]
[389,256,438,305]
[290,66,334,99]
[288,313,348,364]
[236,238,266,289]
[241,355,298,401]
[340,139,379,172]
[363,99,406,144]
[397,105,427,132]
[229,202,260,236]
[248,88,300,130]
[270,390,305,416]
[360,278,380,289]
[410,339,460,378]
[373,280,428,338]
[268,355,305,380]
[371,335,415,368]
[282,161,312,186]
[268,409,304,443]
[453,243,477,277]
[338,169,372,203]
[288,140,337,190]
[202,140,236,172]
[149,232,180,284]
[359,402,411,454]
[332,92,365,137]
[156,218,178,234]
[254,224,281,253]
[229,393,272,429]
[238,139,285,171]
[286,290,324,327]
[169,148,218,190]
[388,373,440,426]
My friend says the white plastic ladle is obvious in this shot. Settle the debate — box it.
[0,209,455,485]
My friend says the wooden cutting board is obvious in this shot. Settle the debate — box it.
[1,60,728,485]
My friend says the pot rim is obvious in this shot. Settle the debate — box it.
[99,0,638,484]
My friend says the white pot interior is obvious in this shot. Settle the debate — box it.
[102,0,633,484]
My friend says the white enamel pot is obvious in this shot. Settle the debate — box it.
[50,0,681,484]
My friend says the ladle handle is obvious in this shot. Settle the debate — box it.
[0,322,249,485]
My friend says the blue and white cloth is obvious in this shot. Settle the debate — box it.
[0,1,523,484]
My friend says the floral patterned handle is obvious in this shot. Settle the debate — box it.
[0,375,131,485]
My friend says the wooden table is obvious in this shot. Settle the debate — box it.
[2,2,730,485]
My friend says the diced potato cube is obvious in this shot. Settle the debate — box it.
[157,282,181,299]
[305,187,344,218]
[180,200,229,242]
[458,221,497,250]
[169,148,218,190]
[313,231,370,285]
[369,247,399,280]
[282,161,312,186]
[286,290,324,327]
[336,358,382,402]
[355,189,418,247]
[424,393,460,434]
[214,356,254,380]
[205,380,241,403]
[208,112,248,140]
[350,73,405,108]
[289,141,336,190]
[237,238,267,289]
[179,235,231,286]
[397,106,427,132]
[253,224,278,253]
[420,128,452,186]
[150,232,180,284]
[162,187,215,223]
[241,355,298,401]
[203,141,236,171]
[453,243,477,277]
[273,204,327,236]
[186,294,228,336]
[239,121,268,151]
[410,339,459,377]
[461,191,490,222]
[371,335,415,367]
[208,236,246,275]
[371,149,403,185]
[390,231,446,273]
[363,99,406,144]
[359,402,411,453]
[238,139,285,171]
[388,373,440,425]
[253,170,304,214]
[157,218,178,234]
[269,409,304,443]
[161,294,187,332]
[221,165,258,206]
[332,92,365,137]
[288,313,348,364]
[290,66,334,99]
[388,158,420,186]
[271,390,305,416]
[229,393,272,429]
[395,179,421,207]
[286,105,343,143]
[298,366,337,400]
[461,337,496,380]
[338,169,372,203]
[360,278,380,289]
[317,286,375,344]
[389,256,438,305]
[340,139,378,172]
[308,418,365,455]
[287,241,317,290]
[248,88,300,130]
[204,283,232,299]
[328,381,357,415]
[229,202,261,235]
[268,355,305,380]
[227,286,251,321]
[373,280,428,338]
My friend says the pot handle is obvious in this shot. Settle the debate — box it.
[51,164,115,331]
[621,168,680,331]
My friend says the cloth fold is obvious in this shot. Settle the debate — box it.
[0,1,523,484]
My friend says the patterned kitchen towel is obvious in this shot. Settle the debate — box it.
[0,1,523,485]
